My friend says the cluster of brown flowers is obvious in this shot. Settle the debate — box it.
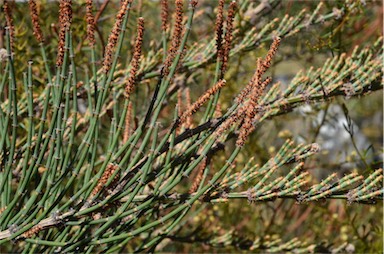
[85,0,96,46]
[28,0,44,43]
[163,0,184,77]
[215,37,281,146]
[56,0,72,66]
[3,2,14,50]
[103,0,130,73]
[179,79,226,124]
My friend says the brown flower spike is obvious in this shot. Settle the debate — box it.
[215,0,225,60]
[236,37,281,104]
[189,157,207,194]
[163,0,184,77]
[86,0,96,46]
[91,164,119,198]
[161,0,169,32]
[29,0,44,43]
[236,58,264,104]
[236,77,272,147]
[262,36,281,71]
[185,87,193,128]
[221,1,237,77]
[103,0,130,73]
[4,2,14,50]
[177,89,183,117]
[125,17,145,99]
[123,102,133,143]
[56,0,72,66]
[180,79,226,124]
[216,37,282,145]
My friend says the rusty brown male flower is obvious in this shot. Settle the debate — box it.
[91,164,119,198]
[56,0,72,66]
[217,37,282,144]
[236,37,281,104]
[4,2,14,50]
[185,87,193,128]
[161,0,169,32]
[163,0,184,77]
[262,36,281,71]
[29,0,44,43]
[215,0,225,61]
[103,0,130,73]
[86,0,96,46]
[123,102,133,143]
[189,157,207,194]
[125,17,145,99]
[221,1,237,78]
[236,77,272,147]
[180,79,226,124]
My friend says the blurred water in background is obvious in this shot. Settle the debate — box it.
[275,74,382,180]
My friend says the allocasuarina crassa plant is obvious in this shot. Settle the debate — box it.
[0,0,382,252]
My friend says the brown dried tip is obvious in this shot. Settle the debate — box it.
[125,17,145,99]
[189,157,207,194]
[123,102,133,143]
[215,0,225,61]
[91,164,119,197]
[160,0,169,32]
[4,2,14,50]
[180,79,226,124]
[221,1,237,77]
[29,0,44,43]
[86,0,96,46]
[56,0,72,66]
[103,0,130,73]
[163,0,184,77]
